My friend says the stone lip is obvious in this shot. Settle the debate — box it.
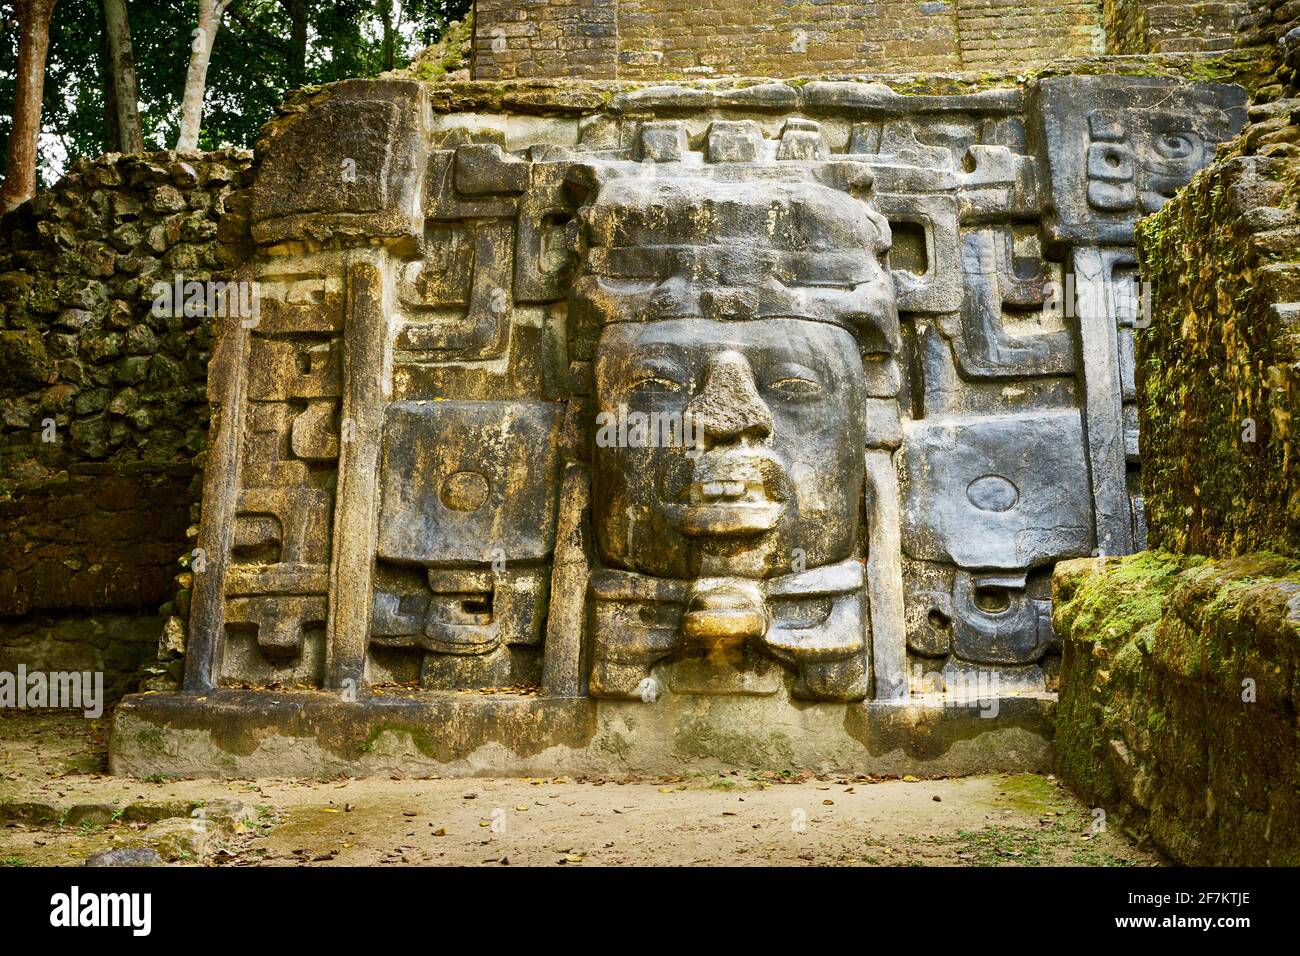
[110,688,1056,780]
[365,49,1277,116]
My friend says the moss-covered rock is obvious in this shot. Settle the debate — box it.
[1054,551,1300,865]
[1135,102,1300,559]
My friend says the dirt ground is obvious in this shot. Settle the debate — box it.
[0,711,1161,867]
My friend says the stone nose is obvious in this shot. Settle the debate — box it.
[685,351,774,447]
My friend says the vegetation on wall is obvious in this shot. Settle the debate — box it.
[1134,105,1300,559]
[1053,551,1300,865]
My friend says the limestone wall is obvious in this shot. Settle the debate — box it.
[0,150,255,699]
[469,0,1286,80]
[472,0,1108,79]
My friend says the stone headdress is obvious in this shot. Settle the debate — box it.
[565,120,902,359]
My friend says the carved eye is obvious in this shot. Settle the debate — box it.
[765,363,823,398]
[1154,131,1196,160]
[628,361,685,393]
[617,279,663,293]
[630,376,682,392]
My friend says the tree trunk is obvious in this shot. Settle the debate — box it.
[378,0,395,71]
[100,14,121,154]
[285,0,308,86]
[102,0,145,152]
[175,0,231,151]
[0,0,58,213]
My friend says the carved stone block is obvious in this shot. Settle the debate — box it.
[377,400,563,565]
[900,409,1094,570]
[246,338,342,402]
[397,219,514,359]
[251,81,429,243]
[1040,76,1247,244]
[224,594,327,664]
[372,566,549,653]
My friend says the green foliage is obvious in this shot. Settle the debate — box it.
[0,0,471,184]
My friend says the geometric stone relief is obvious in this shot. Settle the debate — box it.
[1039,75,1247,245]
[182,73,1245,706]
[903,560,1056,668]
[376,400,561,564]
[899,409,1094,570]
[249,84,429,244]
[396,221,515,360]
[940,229,1073,379]
[223,594,328,666]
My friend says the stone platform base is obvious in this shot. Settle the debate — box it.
[110,688,1056,779]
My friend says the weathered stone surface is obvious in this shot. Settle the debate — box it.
[250,81,430,244]
[0,611,162,703]
[80,64,1247,775]
[900,409,1094,570]
[1039,75,1247,244]
[378,400,562,564]
[83,847,163,867]
[1046,28,1300,866]
[109,686,1056,779]
[0,468,195,618]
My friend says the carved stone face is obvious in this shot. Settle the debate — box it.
[593,317,866,580]
[1041,75,1246,244]
[1086,109,1210,215]
[576,174,896,583]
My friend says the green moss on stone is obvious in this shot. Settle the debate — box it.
[1135,128,1300,559]
[1053,551,1300,865]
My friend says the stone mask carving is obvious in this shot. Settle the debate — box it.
[174,77,1245,714]
[570,164,900,700]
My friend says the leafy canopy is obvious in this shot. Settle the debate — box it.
[0,0,471,184]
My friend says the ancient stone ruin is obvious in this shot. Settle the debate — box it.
[103,64,1252,778]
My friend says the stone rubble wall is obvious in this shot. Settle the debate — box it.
[0,150,255,700]
[1134,18,1299,559]
[1236,0,1300,98]
[1237,0,1300,51]
[1053,552,1300,865]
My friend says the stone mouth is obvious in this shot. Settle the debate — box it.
[687,477,770,503]
[683,449,790,495]
[678,500,785,536]
[675,452,791,535]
